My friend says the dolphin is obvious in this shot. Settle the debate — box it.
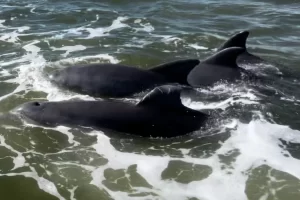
[17,85,208,138]
[218,30,265,65]
[187,47,255,87]
[50,59,200,98]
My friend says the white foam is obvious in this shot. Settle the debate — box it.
[133,19,155,33]
[0,135,26,170]
[88,116,300,200]
[3,41,47,99]
[183,97,234,110]
[52,126,79,146]
[0,19,5,28]
[0,170,65,200]
[242,63,282,76]
[2,39,118,102]
[280,96,300,103]
[89,131,172,199]
[21,124,80,147]
[85,16,129,38]
[18,26,30,33]
[53,53,119,66]
[182,83,259,110]
[25,4,37,14]
[69,186,78,200]
[51,161,96,171]
[184,95,258,111]
[161,35,183,44]
[0,69,11,77]
[36,175,65,200]
[51,45,87,57]
[41,16,129,40]
[125,37,152,48]
[188,44,208,50]
[91,14,100,23]
[0,52,17,58]
[134,19,142,24]
[0,26,30,43]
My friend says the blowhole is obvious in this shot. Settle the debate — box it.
[33,102,40,106]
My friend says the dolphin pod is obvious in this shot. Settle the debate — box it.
[16,30,266,137]
[18,85,208,138]
[50,30,263,98]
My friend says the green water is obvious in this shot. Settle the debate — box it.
[1,0,300,199]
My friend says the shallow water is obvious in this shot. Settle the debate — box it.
[1,0,300,199]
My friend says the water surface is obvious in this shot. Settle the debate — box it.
[1,0,300,199]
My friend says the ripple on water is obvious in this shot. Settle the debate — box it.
[1,0,300,199]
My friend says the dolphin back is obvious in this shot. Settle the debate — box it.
[149,59,200,84]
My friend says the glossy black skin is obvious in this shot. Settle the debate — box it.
[187,47,250,87]
[50,59,200,98]
[218,30,265,65]
[18,86,208,138]
[149,59,200,84]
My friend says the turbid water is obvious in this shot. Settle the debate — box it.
[1,0,300,199]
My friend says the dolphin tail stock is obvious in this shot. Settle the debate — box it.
[148,59,200,84]
[218,30,249,51]
[236,50,265,65]
[137,85,184,109]
[203,47,246,68]
[137,85,207,115]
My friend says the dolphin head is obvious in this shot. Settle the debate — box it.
[17,101,58,126]
[49,69,67,86]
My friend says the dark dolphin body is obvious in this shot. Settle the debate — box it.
[187,47,254,87]
[17,85,208,138]
[50,59,200,98]
[218,30,265,65]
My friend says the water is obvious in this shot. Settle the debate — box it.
[1,0,300,199]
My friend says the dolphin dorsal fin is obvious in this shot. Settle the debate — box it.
[218,31,249,51]
[149,59,200,84]
[203,47,245,68]
[137,85,184,109]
